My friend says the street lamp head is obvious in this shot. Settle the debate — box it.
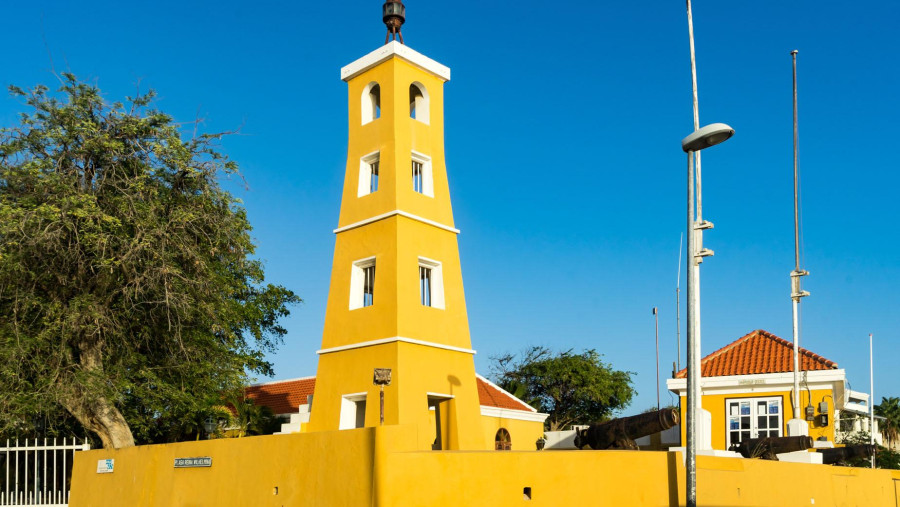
[681,123,735,153]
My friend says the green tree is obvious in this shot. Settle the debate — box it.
[228,395,281,437]
[492,346,635,431]
[875,397,900,449]
[0,75,300,449]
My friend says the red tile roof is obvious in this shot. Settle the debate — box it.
[475,374,536,412]
[244,377,316,415]
[675,329,838,379]
[243,375,534,414]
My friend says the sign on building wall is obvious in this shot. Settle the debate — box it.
[174,457,213,468]
[97,459,115,474]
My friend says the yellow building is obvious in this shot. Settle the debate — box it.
[280,40,548,451]
[667,329,878,451]
[244,374,547,451]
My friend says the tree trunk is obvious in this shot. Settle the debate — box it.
[57,338,135,449]
[58,389,135,449]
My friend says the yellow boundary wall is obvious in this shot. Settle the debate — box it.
[70,426,900,506]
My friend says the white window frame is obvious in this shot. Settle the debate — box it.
[418,257,444,309]
[349,257,376,310]
[726,396,783,448]
[409,82,430,124]
[411,151,434,197]
[339,392,368,430]
[361,82,380,125]
[357,151,380,197]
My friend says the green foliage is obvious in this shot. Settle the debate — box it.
[0,407,94,444]
[491,346,635,431]
[228,395,282,437]
[836,431,900,470]
[0,75,300,448]
[875,396,900,449]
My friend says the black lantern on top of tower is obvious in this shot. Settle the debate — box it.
[383,0,405,44]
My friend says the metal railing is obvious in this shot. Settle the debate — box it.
[0,438,90,506]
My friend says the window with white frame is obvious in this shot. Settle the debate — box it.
[411,151,433,197]
[726,396,783,448]
[418,257,444,309]
[357,152,380,197]
[361,83,381,125]
[349,257,376,310]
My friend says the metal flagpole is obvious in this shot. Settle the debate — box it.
[870,333,875,468]
[677,233,683,371]
[788,49,810,437]
[654,307,660,410]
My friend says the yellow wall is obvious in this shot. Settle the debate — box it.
[679,387,836,449]
[382,447,900,506]
[71,425,900,506]
[480,414,546,451]
[70,429,382,507]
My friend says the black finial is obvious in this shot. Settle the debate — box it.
[383,0,405,44]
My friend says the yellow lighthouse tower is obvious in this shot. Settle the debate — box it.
[306,39,485,450]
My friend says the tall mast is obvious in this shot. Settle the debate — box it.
[789,50,810,433]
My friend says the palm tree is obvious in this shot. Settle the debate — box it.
[228,395,279,437]
[875,397,900,449]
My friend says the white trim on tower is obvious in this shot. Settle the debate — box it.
[341,41,451,82]
[333,210,460,235]
[317,336,475,356]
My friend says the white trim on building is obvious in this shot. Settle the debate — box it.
[334,210,459,235]
[317,336,476,356]
[341,41,451,82]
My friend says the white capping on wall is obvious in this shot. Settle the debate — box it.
[341,41,451,82]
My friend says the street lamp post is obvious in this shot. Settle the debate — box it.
[682,122,734,507]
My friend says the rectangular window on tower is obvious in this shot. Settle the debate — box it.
[357,152,380,197]
[369,161,379,193]
[350,257,376,310]
[412,160,423,193]
[419,266,432,306]
[410,152,434,197]
[363,264,375,307]
[418,258,444,309]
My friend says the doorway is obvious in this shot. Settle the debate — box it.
[427,395,452,450]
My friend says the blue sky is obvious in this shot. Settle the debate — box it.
[3,1,898,415]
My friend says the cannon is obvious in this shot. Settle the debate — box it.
[574,408,679,450]
[729,436,813,460]
[818,444,876,465]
